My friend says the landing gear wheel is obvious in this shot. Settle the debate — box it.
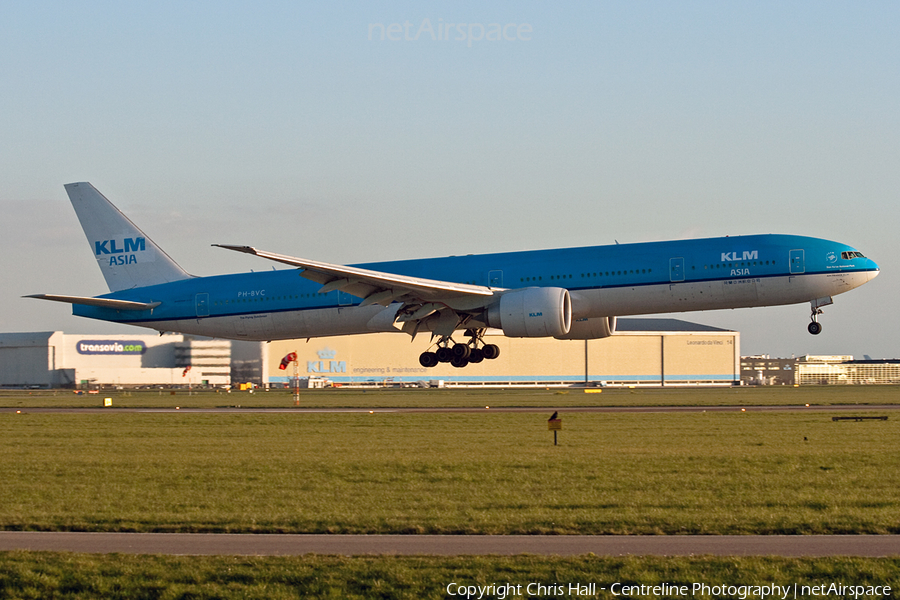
[419,352,439,368]
[468,348,484,363]
[808,322,822,335]
[418,329,495,368]
[436,346,454,363]
[452,343,471,360]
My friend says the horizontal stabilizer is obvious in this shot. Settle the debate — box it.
[24,294,161,311]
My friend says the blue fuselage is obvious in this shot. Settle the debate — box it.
[74,233,879,341]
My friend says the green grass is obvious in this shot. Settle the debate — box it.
[0,553,897,599]
[2,390,897,595]
[2,384,899,409]
[2,410,898,534]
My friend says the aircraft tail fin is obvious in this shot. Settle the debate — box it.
[64,182,192,292]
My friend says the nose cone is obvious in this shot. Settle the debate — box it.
[867,259,880,281]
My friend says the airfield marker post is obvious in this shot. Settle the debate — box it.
[548,417,562,445]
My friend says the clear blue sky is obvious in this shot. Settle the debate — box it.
[2,1,897,358]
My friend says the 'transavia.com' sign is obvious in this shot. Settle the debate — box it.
[76,340,147,355]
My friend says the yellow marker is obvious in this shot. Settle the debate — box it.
[584,389,602,394]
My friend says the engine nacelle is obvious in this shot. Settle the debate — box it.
[554,316,617,340]
[486,287,572,338]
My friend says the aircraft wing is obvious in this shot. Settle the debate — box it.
[25,294,161,311]
[213,245,497,310]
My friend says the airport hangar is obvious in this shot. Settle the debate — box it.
[0,319,740,388]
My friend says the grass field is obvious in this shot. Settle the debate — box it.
[3,387,898,598]
[1,403,898,534]
[1,553,898,599]
[2,384,899,409]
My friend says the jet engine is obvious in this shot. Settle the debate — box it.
[486,287,571,337]
[554,316,617,340]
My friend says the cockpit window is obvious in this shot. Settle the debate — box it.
[841,251,866,260]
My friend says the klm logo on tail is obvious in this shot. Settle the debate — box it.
[95,237,146,266]
[95,237,145,255]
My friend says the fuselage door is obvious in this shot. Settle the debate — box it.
[489,270,503,287]
[669,257,685,282]
[790,249,805,274]
[195,293,210,317]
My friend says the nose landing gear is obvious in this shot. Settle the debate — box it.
[807,297,832,335]
[418,329,500,368]
[808,304,823,335]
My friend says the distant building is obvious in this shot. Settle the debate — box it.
[741,355,900,385]
[259,318,740,388]
[740,355,798,385]
[796,355,900,385]
[0,319,741,388]
[0,332,230,388]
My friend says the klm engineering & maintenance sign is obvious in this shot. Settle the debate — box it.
[307,360,347,374]
[308,348,347,373]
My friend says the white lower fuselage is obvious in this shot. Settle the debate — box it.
[138,270,873,342]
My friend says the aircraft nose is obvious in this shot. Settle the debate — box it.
[867,259,880,281]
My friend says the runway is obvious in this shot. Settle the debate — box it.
[3,404,900,415]
[2,532,899,556]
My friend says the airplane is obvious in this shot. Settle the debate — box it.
[27,182,880,368]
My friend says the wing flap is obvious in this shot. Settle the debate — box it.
[359,289,406,307]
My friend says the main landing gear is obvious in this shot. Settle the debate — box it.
[418,329,500,368]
